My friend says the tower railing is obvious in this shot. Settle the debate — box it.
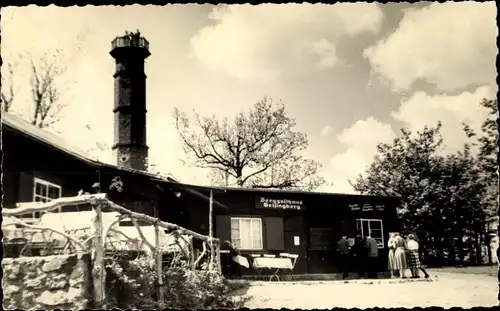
[112,36,149,50]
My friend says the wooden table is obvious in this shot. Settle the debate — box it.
[252,257,294,282]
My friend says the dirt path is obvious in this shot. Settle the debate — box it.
[243,272,498,309]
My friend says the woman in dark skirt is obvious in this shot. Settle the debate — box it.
[407,234,429,279]
[406,234,424,278]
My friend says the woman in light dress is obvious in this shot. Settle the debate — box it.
[387,233,397,278]
[393,232,408,278]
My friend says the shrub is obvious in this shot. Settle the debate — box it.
[104,254,250,309]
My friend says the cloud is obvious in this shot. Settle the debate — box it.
[391,85,496,154]
[364,2,497,92]
[190,3,384,81]
[320,125,334,137]
[323,117,396,193]
[324,85,496,194]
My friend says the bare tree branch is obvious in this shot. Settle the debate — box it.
[174,97,326,190]
[4,29,88,127]
[28,51,67,128]
[1,62,16,112]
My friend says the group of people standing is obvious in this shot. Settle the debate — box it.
[337,233,379,279]
[387,232,429,279]
[337,232,430,280]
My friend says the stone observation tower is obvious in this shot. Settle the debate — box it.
[110,30,150,171]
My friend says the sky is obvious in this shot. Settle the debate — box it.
[1,3,497,193]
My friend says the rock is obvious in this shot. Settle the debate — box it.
[47,273,69,290]
[70,262,85,280]
[42,255,76,272]
[24,267,40,279]
[24,274,47,289]
[21,290,37,306]
[6,264,22,280]
[36,287,84,307]
[36,290,67,306]
[3,284,21,296]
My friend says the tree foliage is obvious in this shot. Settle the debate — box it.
[174,97,324,190]
[462,99,499,218]
[351,99,496,265]
[462,99,499,263]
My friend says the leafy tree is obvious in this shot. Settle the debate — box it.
[462,98,499,263]
[351,122,489,264]
[174,96,324,190]
[350,123,444,231]
[463,99,498,213]
[437,144,488,264]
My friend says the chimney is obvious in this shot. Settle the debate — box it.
[110,30,150,171]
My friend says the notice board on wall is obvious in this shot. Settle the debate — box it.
[309,228,335,249]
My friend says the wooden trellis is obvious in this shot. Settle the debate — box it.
[3,193,221,307]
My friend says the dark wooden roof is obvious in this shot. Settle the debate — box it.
[2,111,225,208]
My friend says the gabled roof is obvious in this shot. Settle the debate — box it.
[1,111,225,208]
[2,112,100,165]
[1,112,174,179]
[181,183,401,200]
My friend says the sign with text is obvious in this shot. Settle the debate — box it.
[362,204,373,211]
[349,203,385,212]
[349,204,361,211]
[256,197,305,211]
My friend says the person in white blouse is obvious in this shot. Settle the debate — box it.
[406,234,429,278]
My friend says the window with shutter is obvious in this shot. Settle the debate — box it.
[230,217,263,250]
[216,215,232,244]
[18,172,34,203]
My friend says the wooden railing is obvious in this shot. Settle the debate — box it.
[2,193,221,307]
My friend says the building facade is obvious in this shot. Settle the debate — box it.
[2,31,402,276]
[1,111,221,232]
[181,185,401,275]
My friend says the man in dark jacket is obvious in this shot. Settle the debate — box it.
[365,233,379,279]
[337,235,351,279]
[351,235,367,278]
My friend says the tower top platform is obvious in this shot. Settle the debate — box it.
[110,30,150,60]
